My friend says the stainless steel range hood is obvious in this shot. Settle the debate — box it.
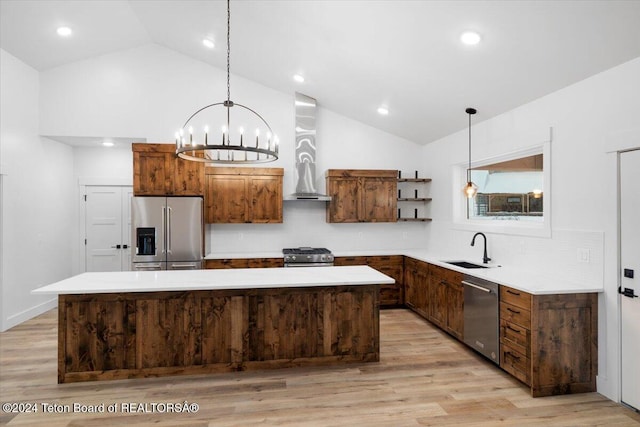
[284,92,331,201]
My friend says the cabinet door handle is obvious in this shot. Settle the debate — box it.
[506,289,521,296]
[506,325,522,334]
[507,307,521,314]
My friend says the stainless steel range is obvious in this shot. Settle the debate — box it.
[283,247,334,267]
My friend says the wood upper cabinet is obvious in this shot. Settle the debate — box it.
[133,143,204,196]
[204,167,283,223]
[326,169,397,223]
[499,285,598,397]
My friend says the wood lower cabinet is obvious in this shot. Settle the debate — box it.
[133,143,204,196]
[205,167,283,223]
[205,258,284,269]
[334,255,404,307]
[499,285,598,397]
[427,264,463,340]
[404,259,463,340]
[403,257,429,317]
[326,169,397,223]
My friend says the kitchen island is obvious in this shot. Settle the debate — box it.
[32,266,394,383]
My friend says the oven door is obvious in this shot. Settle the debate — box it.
[284,262,334,267]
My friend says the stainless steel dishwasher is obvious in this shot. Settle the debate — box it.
[462,275,500,365]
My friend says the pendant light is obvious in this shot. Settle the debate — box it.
[463,107,478,198]
[175,0,278,164]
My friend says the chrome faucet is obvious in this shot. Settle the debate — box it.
[471,232,491,264]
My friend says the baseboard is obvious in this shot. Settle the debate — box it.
[2,298,57,332]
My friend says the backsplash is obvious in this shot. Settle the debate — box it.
[428,224,604,287]
[206,201,429,255]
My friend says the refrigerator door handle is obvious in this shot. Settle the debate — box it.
[167,206,172,254]
[161,206,167,254]
[170,263,199,270]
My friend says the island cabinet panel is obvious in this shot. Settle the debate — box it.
[499,285,598,397]
[205,167,283,223]
[334,255,404,307]
[205,258,284,269]
[133,143,204,196]
[57,285,379,383]
[326,169,397,223]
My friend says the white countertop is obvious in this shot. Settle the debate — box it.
[206,249,603,295]
[31,266,395,295]
[399,250,602,295]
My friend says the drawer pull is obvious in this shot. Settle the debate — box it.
[440,280,447,285]
[506,289,521,296]
[506,351,521,361]
[506,325,522,334]
[507,307,521,314]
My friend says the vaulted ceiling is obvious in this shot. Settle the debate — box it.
[2,0,640,144]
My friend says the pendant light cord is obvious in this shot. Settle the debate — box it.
[467,111,471,182]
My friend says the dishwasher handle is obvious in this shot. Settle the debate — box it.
[462,280,492,293]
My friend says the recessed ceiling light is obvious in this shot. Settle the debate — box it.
[202,38,215,49]
[460,31,481,46]
[57,26,72,37]
[377,106,389,115]
[102,141,115,147]
[293,74,305,83]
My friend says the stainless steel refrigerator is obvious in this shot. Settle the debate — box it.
[131,196,203,270]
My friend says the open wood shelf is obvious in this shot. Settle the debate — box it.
[397,178,432,183]
[397,198,432,202]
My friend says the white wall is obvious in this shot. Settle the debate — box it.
[71,146,133,275]
[39,44,429,255]
[422,56,640,401]
[0,49,75,331]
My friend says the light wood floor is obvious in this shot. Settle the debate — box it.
[1,308,638,427]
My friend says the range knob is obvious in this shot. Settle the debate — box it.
[284,255,290,262]
[291,255,296,261]
[307,255,312,260]
[321,255,326,261]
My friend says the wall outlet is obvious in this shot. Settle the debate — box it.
[577,248,590,263]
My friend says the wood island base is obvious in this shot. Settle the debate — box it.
[57,285,380,383]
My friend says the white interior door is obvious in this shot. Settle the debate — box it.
[85,185,133,272]
[620,149,640,410]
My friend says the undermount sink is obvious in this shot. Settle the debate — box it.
[444,260,489,269]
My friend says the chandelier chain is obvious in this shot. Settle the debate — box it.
[226,0,231,102]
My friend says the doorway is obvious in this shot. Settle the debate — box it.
[620,149,640,411]
[84,185,133,272]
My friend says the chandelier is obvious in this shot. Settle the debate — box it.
[463,107,478,198]
[175,0,278,163]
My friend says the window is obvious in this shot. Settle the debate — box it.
[454,142,551,237]
[468,153,543,222]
